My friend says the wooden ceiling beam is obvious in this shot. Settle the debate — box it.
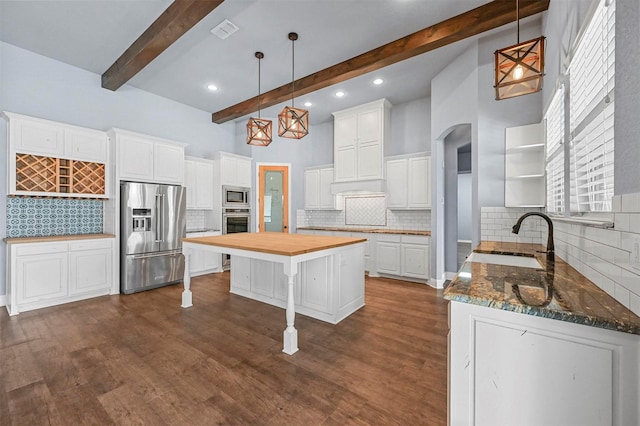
[212,0,549,124]
[102,0,224,91]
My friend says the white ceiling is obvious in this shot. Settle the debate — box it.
[0,0,531,125]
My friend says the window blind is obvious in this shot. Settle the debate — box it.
[545,86,565,214]
[568,0,615,213]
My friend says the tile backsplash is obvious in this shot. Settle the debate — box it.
[6,197,103,238]
[480,207,545,245]
[553,193,640,317]
[186,210,206,231]
[298,199,430,231]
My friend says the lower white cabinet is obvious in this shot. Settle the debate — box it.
[449,301,640,426]
[298,230,430,282]
[7,237,115,315]
[376,234,430,281]
[185,231,222,276]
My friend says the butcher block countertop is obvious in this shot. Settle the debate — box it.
[183,232,367,256]
[4,233,116,244]
[297,226,430,236]
[444,241,640,335]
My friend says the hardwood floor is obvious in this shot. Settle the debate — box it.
[0,273,449,425]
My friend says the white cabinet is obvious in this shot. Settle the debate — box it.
[386,154,431,209]
[4,111,108,162]
[304,166,338,210]
[15,243,69,306]
[333,99,390,182]
[376,235,402,275]
[215,152,251,188]
[4,112,110,198]
[6,237,115,316]
[110,128,185,184]
[184,157,214,210]
[505,122,545,207]
[185,231,222,276]
[376,234,430,281]
[449,301,640,426]
[68,239,113,296]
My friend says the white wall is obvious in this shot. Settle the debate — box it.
[389,97,431,156]
[0,41,236,298]
[431,43,479,284]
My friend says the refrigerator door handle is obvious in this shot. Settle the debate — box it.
[131,251,180,260]
[155,194,165,242]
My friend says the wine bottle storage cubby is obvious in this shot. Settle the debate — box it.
[15,153,106,196]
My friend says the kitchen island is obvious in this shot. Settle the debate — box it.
[182,232,366,355]
[444,241,640,426]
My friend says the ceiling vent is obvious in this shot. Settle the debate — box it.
[210,19,239,40]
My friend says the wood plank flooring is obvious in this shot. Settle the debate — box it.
[0,273,449,425]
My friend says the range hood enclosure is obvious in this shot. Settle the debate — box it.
[330,179,386,194]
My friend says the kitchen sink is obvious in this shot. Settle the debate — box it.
[466,252,542,269]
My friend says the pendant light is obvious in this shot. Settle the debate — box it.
[278,32,309,139]
[247,51,273,146]
[494,0,545,100]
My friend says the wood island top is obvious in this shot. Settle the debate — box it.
[183,232,367,257]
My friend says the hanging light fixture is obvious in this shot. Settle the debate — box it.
[278,32,309,139]
[494,0,545,100]
[247,51,272,146]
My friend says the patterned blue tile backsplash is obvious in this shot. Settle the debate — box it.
[7,197,103,238]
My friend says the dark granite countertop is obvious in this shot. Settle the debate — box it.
[297,226,430,236]
[444,241,640,335]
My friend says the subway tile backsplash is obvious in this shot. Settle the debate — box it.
[298,202,430,231]
[480,207,546,245]
[553,192,640,317]
[6,197,103,238]
[186,210,206,231]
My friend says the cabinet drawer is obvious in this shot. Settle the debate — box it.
[401,235,429,245]
[376,234,401,243]
[15,242,67,256]
[69,239,112,251]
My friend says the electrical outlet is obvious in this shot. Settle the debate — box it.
[632,236,640,269]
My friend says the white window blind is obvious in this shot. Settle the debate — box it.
[545,86,565,214]
[569,0,615,213]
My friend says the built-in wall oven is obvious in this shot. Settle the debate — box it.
[222,207,250,269]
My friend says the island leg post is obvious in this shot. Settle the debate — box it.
[283,261,299,355]
[181,248,193,308]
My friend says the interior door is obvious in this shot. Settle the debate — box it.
[258,165,289,232]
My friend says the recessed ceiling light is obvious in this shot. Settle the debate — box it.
[373,78,384,85]
[304,101,312,107]
[207,84,218,91]
[335,91,345,98]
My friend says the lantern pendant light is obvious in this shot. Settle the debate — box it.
[494,0,545,100]
[247,51,273,146]
[278,32,309,139]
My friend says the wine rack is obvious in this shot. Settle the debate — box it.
[15,153,106,196]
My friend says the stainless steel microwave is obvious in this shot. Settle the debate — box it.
[223,186,250,207]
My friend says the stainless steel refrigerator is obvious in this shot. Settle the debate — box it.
[120,182,186,294]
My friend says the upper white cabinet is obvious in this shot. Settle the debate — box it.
[212,151,252,188]
[505,122,545,207]
[4,112,108,163]
[4,112,110,198]
[386,153,431,209]
[304,166,339,210]
[333,99,390,182]
[184,157,214,210]
[110,128,185,185]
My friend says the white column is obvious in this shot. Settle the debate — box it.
[181,246,193,308]
[282,260,298,355]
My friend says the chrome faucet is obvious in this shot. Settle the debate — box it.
[512,212,554,260]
